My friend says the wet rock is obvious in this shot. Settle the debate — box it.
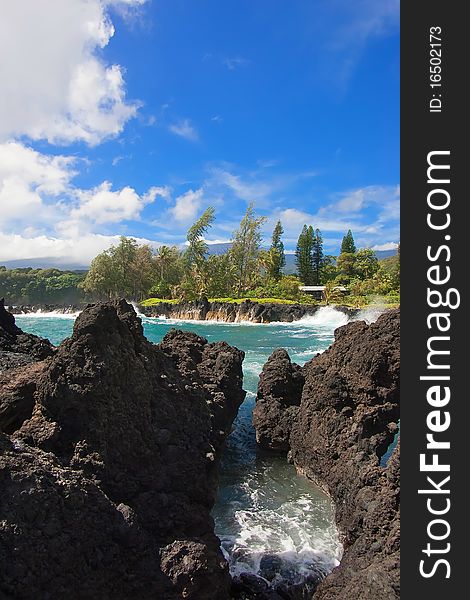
[259,554,284,581]
[0,299,246,599]
[253,309,400,599]
[232,573,270,597]
[275,579,320,600]
[313,443,400,599]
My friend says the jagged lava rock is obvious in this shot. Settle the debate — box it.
[252,348,304,451]
[140,299,360,324]
[0,298,54,368]
[253,309,400,599]
[0,299,246,599]
[313,442,400,600]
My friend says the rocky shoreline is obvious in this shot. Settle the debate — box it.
[253,309,400,599]
[142,299,362,324]
[8,298,361,323]
[1,300,400,599]
[1,300,246,599]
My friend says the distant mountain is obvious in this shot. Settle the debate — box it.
[0,258,89,270]
[206,243,232,255]
[375,249,398,260]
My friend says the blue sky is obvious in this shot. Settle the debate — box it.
[0,0,399,266]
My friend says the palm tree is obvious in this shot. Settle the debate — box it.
[155,245,174,281]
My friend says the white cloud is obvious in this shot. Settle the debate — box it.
[169,119,198,141]
[0,0,142,145]
[170,189,204,222]
[0,142,75,226]
[0,141,168,261]
[371,242,399,251]
[0,232,158,266]
[274,184,400,250]
[278,207,362,234]
[70,182,168,224]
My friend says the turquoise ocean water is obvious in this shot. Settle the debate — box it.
[15,306,374,588]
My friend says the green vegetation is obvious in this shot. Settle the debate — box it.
[0,207,400,308]
[229,203,266,295]
[0,267,85,305]
[140,298,181,307]
[295,224,316,285]
[265,220,285,280]
[341,229,357,254]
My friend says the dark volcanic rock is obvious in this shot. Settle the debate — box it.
[253,349,304,451]
[253,309,400,599]
[0,362,48,434]
[0,299,246,599]
[0,298,54,363]
[313,443,400,600]
[140,299,359,324]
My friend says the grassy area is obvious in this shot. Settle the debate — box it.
[140,298,180,307]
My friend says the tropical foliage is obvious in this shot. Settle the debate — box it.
[1,207,400,307]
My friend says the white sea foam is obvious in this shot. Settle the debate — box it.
[15,310,80,319]
[351,305,384,324]
[130,302,146,318]
[293,306,349,328]
[219,492,342,586]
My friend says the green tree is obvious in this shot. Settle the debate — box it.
[320,255,337,283]
[204,254,235,297]
[267,220,285,279]
[229,203,267,295]
[183,207,216,297]
[312,228,324,285]
[130,244,157,299]
[354,248,379,280]
[336,252,356,283]
[295,224,315,285]
[322,281,344,305]
[82,251,118,299]
[151,245,184,298]
[81,236,155,300]
[341,229,356,254]
[185,207,215,267]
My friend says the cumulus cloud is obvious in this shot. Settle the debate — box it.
[0,231,158,267]
[0,0,143,145]
[170,189,204,222]
[0,141,167,264]
[371,242,399,251]
[0,142,75,226]
[70,183,168,224]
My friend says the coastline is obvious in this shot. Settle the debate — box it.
[5,299,395,324]
[253,310,400,599]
